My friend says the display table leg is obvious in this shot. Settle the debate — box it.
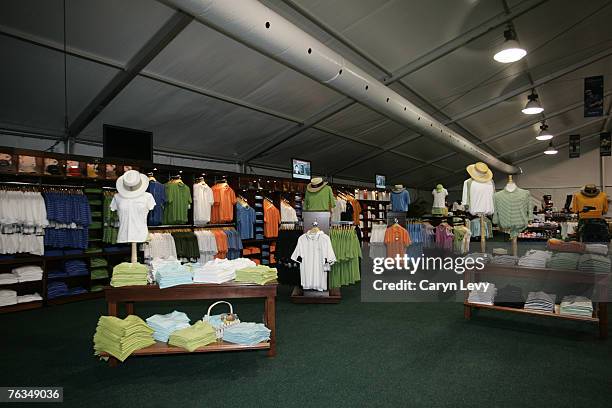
[464,304,472,320]
[125,302,134,316]
[599,302,608,340]
[265,295,276,357]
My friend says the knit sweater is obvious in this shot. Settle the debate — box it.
[492,187,532,238]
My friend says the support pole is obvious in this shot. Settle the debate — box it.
[480,214,486,253]
[131,242,138,264]
[512,237,518,257]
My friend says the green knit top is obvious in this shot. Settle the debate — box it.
[492,187,533,238]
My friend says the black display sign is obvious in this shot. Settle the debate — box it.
[569,134,580,158]
[584,76,604,117]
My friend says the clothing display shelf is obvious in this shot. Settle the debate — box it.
[463,264,609,339]
[358,199,389,242]
[102,281,278,366]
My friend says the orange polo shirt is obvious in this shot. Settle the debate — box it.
[211,183,237,223]
[264,200,280,238]
[384,225,411,258]
[213,229,229,259]
[572,192,608,219]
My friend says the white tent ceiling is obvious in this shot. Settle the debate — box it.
[0,0,610,187]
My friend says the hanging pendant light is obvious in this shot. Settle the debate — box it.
[493,28,527,63]
[543,141,558,155]
[536,122,553,141]
[522,91,544,115]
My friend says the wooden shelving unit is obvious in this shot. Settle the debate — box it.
[100,340,270,358]
[463,264,609,339]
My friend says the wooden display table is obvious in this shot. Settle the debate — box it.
[103,281,277,366]
[464,264,608,339]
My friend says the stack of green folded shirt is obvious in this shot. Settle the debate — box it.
[91,268,109,280]
[110,262,149,287]
[90,285,105,293]
[547,252,580,270]
[235,266,278,285]
[85,247,103,253]
[560,295,593,317]
[93,315,155,361]
[90,258,108,268]
[89,221,102,230]
[168,321,217,352]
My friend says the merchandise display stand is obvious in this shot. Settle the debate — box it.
[102,281,278,366]
[463,264,609,339]
[479,213,486,253]
[291,212,341,304]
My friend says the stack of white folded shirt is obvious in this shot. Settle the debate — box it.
[17,293,43,303]
[0,273,19,285]
[518,250,552,268]
[12,265,43,282]
[467,283,497,305]
[193,258,256,284]
[0,289,18,306]
[585,244,608,256]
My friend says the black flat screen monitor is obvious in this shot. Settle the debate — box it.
[103,124,153,163]
[292,158,311,180]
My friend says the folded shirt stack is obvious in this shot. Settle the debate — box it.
[0,273,18,285]
[68,286,87,295]
[492,248,507,255]
[518,250,552,268]
[235,266,278,285]
[47,270,68,279]
[546,238,585,253]
[90,285,105,293]
[585,243,608,256]
[493,285,525,309]
[464,252,491,264]
[65,260,88,277]
[146,311,191,342]
[47,281,69,299]
[93,315,156,362]
[90,257,108,268]
[524,291,556,313]
[90,268,109,280]
[222,322,271,345]
[578,254,611,273]
[547,252,580,270]
[0,289,18,306]
[12,265,43,282]
[467,282,497,305]
[17,292,43,303]
[490,255,518,266]
[193,258,256,284]
[168,321,217,352]
[110,262,149,287]
[154,262,192,289]
[560,295,593,317]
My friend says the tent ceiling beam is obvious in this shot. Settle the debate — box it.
[67,12,193,140]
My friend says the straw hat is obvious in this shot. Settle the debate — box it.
[466,162,493,183]
[307,177,328,193]
[581,184,600,197]
[116,170,149,198]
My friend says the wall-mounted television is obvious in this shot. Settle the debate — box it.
[292,158,311,180]
[103,124,153,163]
[376,174,386,189]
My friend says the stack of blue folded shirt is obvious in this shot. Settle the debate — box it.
[146,311,191,342]
[68,286,87,295]
[155,263,192,289]
[47,270,68,279]
[222,322,271,345]
[65,260,88,276]
[47,281,69,299]
[44,248,64,257]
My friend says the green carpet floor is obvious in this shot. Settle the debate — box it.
[0,284,610,408]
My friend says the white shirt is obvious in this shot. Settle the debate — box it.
[280,202,299,223]
[111,193,156,243]
[461,179,495,215]
[432,188,448,208]
[331,198,346,223]
[193,182,214,225]
[291,231,336,291]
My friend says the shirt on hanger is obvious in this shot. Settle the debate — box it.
[236,203,256,240]
[291,230,336,291]
[384,224,411,258]
[462,179,495,215]
[164,182,192,225]
[280,201,299,223]
[193,182,214,225]
[264,201,280,238]
[211,183,237,223]
[146,181,166,226]
[111,193,156,243]
[331,197,346,222]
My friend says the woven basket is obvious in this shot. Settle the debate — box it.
[203,300,240,339]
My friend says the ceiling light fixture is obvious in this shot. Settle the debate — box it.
[543,141,558,155]
[522,91,544,115]
[536,122,553,141]
[493,28,527,63]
